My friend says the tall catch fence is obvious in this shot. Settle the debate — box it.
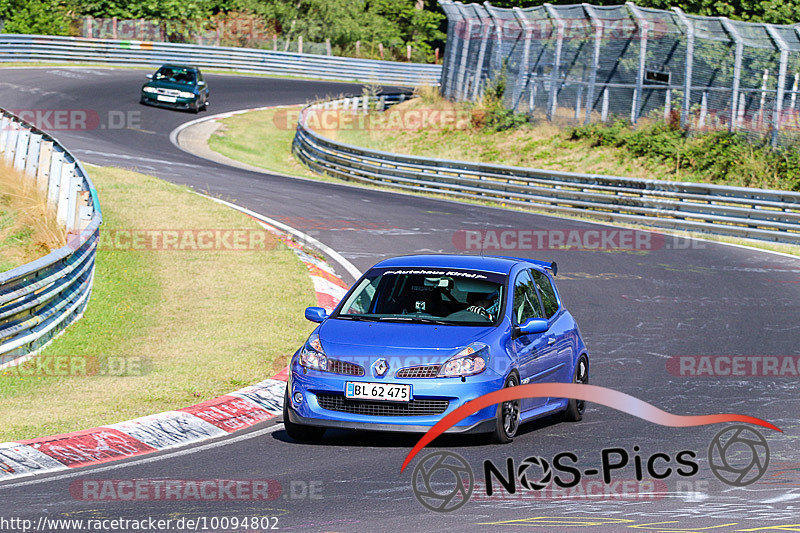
[438,0,800,146]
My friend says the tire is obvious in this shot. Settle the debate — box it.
[283,388,326,441]
[492,372,520,444]
[562,355,589,422]
[190,103,200,114]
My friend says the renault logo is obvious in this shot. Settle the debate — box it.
[373,358,389,377]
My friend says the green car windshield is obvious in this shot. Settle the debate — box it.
[153,67,196,85]
[334,268,506,325]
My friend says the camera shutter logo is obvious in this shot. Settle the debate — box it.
[411,451,473,512]
[708,425,770,486]
[517,456,553,491]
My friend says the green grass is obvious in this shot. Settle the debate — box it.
[0,165,318,441]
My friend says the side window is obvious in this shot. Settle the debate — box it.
[512,271,543,325]
[532,270,559,319]
[196,70,204,83]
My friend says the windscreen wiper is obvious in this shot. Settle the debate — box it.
[377,316,451,325]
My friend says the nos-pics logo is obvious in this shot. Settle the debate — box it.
[411,425,770,512]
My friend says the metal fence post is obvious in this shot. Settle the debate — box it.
[544,4,565,121]
[672,8,694,129]
[765,25,789,146]
[720,18,744,132]
[512,7,534,112]
[471,5,492,101]
[627,3,649,125]
[453,2,474,102]
[484,2,504,76]
[583,4,603,124]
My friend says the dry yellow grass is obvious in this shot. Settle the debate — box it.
[0,165,317,440]
[0,162,65,271]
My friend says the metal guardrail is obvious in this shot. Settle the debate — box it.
[0,34,442,86]
[293,94,800,244]
[0,107,101,365]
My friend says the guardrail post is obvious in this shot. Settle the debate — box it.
[0,116,9,153]
[543,4,565,121]
[47,148,64,209]
[24,133,42,179]
[672,8,694,129]
[583,4,603,124]
[601,87,609,121]
[36,140,53,194]
[4,122,19,164]
[512,7,534,112]
[627,3,649,125]
[57,160,75,226]
[65,168,80,233]
[765,25,789,146]
[13,127,30,172]
[720,18,744,132]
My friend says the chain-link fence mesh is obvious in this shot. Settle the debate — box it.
[439,0,800,146]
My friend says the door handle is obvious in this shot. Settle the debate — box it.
[547,337,556,345]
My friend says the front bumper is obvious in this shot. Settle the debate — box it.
[286,407,495,434]
[287,357,505,434]
[141,93,197,110]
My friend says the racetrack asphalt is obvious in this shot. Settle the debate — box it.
[1,67,799,532]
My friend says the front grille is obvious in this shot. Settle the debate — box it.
[316,394,449,417]
[328,359,365,376]
[396,365,441,378]
[155,88,180,96]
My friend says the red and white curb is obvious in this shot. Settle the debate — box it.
[0,216,353,481]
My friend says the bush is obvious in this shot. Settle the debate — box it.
[568,118,800,191]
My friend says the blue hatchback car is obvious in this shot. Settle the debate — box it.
[284,254,588,443]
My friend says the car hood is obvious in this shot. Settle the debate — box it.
[318,318,494,359]
[144,80,196,91]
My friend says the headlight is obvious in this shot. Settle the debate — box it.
[299,332,327,371]
[142,87,157,93]
[178,91,196,98]
[438,342,488,377]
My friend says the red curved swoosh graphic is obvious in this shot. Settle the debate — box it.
[400,383,781,472]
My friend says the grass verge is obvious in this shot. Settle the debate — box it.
[0,162,65,272]
[0,165,317,441]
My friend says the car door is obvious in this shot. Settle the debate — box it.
[531,269,574,405]
[508,269,552,412]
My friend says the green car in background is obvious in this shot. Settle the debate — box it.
[140,64,209,113]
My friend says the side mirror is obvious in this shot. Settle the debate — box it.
[145,73,153,79]
[305,307,328,323]
[516,318,548,336]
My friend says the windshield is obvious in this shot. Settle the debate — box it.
[334,267,506,325]
[153,67,196,85]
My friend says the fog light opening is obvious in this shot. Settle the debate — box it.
[293,392,303,405]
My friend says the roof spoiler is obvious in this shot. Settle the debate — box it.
[529,259,558,276]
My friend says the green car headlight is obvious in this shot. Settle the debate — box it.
[178,91,196,98]
[142,87,157,93]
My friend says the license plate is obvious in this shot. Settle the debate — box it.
[157,95,177,102]
[345,382,411,402]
